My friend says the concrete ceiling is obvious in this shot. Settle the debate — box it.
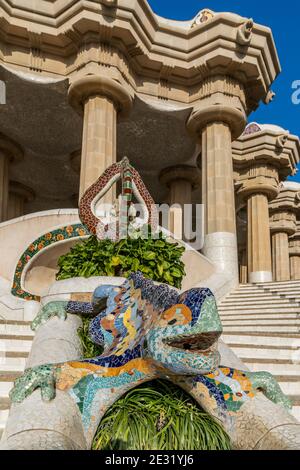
[0,66,200,215]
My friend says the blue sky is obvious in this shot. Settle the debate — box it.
[148,0,300,181]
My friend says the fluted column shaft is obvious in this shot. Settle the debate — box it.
[239,249,248,284]
[7,182,35,221]
[272,232,290,281]
[201,122,239,280]
[68,75,132,205]
[289,235,300,281]
[247,193,273,283]
[290,256,300,280]
[169,179,193,207]
[186,75,247,285]
[80,95,117,202]
[168,179,192,240]
[0,152,9,222]
[202,122,236,234]
[159,165,200,241]
[270,197,298,283]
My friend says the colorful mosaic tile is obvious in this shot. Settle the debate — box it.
[11,224,89,301]
[242,122,262,136]
[79,157,159,239]
[10,273,291,446]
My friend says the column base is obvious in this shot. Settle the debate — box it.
[249,271,273,284]
[202,232,239,286]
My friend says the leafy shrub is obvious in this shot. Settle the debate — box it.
[92,380,231,451]
[56,234,185,288]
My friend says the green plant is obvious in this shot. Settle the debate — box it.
[56,234,185,288]
[77,317,103,358]
[92,380,231,451]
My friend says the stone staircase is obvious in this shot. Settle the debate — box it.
[0,318,34,440]
[219,281,300,422]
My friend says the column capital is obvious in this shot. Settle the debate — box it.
[234,124,300,202]
[159,165,201,190]
[289,222,300,255]
[235,163,280,202]
[9,181,35,203]
[289,243,300,257]
[68,75,133,117]
[186,75,247,140]
[101,0,117,6]
[0,133,23,163]
[270,211,297,236]
[269,182,300,236]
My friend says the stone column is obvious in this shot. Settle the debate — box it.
[187,76,247,285]
[272,231,291,282]
[159,165,200,240]
[289,223,300,280]
[270,186,299,282]
[8,181,35,220]
[0,136,23,222]
[233,125,300,284]
[239,248,248,284]
[290,243,300,280]
[247,194,273,283]
[68,76,133,203]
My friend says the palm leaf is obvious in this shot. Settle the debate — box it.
[92,380,231,451]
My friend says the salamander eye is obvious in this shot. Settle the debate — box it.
[168,319,177,325]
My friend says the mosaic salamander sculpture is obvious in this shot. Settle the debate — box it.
[10,272,292,448]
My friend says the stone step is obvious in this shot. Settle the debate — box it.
[244,362,300,376]
[0,323,34,337]
[238,283,262,287]
[0,409,9,427]
[235,288,265,294]
[230,346,298,361]
[0,319,31,326]
[222,334,300,348]
[221,319,300,327]
[222,317,300,326]
[277,297,300,304]
[237,290,300,298]
[221,295,300,302]
[0,381,14,400]
[220,314,300,321]
[0,309,24,322]
[0,409,9,439]
[277,383,300,396]
[219,306,300,313]
[0,338,33,353]
[257,282,300,288]
[225,294,292,306]
[229,291,282,297]
[0,372,22,382]
[221,299,295,307]
[0,398,10,411]
[222,330,300,338]
[220,311,300,326]
[263,287,300,293]
[0,357,27,372]
[223,325,300,334]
